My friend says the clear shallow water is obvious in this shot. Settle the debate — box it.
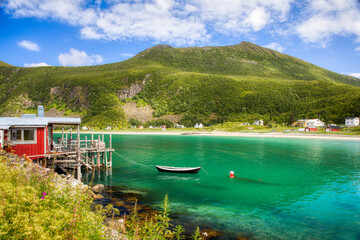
[85,134,360,239]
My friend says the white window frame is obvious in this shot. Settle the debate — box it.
[9,128,37,144]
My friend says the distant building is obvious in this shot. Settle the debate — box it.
[345,117,359,127]
[295,119,307,127]
[253,120,263,126]
[325,126,341,132]
[306,119,325,128]
[194,123,204,128]
[305,127,317,132]
[105,126,112,130]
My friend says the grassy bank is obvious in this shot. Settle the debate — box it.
[0,152,205,240]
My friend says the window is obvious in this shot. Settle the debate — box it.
[24,129,35,141]
[10,129,36,143]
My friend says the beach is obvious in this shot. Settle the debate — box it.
[87,130,360,141]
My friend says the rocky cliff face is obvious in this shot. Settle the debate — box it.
[118,74,151,100]
[50,86,89,109]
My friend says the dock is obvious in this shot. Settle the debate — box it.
[29,126,114,180]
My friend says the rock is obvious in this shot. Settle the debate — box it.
[92,184,105,193]
[200,229,223,239]
[93,194,104,199]
[237,237,250,240]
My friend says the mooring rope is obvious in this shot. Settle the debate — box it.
[113,151,153,170]
[201,167,209,174]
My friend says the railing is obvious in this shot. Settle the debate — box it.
[52,138,106,152]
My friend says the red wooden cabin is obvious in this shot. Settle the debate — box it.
[325,126,341,132]
[0,107,80,159]
[305,127,317,132]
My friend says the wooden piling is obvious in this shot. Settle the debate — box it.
[109,134,112,167]
[76,125,81,180]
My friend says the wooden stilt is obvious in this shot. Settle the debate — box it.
[109,134,112,167]
[76,125,81,180]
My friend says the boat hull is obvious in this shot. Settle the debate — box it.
[155,165,201,173]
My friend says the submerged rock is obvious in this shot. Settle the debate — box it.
[92,184,105,193]
[201,229,223,239]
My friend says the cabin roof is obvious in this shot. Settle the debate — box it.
[0,116,81,129]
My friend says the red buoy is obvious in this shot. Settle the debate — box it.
[229,171,234,178]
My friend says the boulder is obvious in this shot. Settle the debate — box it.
[92,184,105,193]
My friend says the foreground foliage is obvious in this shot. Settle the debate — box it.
[0,153,106,239]
[0,152,203,239]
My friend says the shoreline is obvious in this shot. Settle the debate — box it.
[83,130,360,141]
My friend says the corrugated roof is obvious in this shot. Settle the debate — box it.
[0,117,81,128]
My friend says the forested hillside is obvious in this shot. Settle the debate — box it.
[0,41,359,127]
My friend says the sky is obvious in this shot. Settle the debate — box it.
[0,0,360,78]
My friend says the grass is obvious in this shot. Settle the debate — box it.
[0,152,205,240]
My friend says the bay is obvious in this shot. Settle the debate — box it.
[84,134,360,239]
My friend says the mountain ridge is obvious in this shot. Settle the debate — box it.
[0,42,359,127]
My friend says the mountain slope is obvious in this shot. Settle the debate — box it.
[0,42,359,127]
[135,42,360,87]
[0,60,14,67]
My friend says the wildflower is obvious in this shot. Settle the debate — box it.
[41,191,46,199]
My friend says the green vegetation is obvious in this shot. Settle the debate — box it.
[0,41,359,127]
[0,153,106,239]
[0,152,204,239]
[0,61,13,67]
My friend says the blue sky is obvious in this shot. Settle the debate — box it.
[0,0,359,78]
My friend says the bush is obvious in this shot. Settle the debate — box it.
[0,152,106,239]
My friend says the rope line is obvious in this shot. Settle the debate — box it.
[113,151,153,170]
[201,167,209,174]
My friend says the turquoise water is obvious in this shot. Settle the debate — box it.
[87,135,360,239]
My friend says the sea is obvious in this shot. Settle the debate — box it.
[82,134,360,239]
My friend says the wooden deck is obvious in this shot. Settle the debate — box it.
[30,129,114,179]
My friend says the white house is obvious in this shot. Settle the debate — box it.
[194,123,204,128]
[253,120,263,126]
[345,117,359,127]
[306,119,325,128]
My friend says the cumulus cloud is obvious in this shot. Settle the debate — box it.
[58,48,103,66]
[24,62,51,67]
[263,42,284,52]
[6,0,360,47]
[295,0,360,46]
[348,73,360,78]
[3,0,294,46]
[17,40,40,51]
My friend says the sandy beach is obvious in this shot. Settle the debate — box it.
[88,130,360,141]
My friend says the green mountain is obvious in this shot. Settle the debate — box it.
[0,42,359,127]
[0,61,13,67]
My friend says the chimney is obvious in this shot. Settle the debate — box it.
[37,105,44,117]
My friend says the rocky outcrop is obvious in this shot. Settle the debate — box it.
[50,86,89,109]
[118,74,151,100]
[122,102,154,122]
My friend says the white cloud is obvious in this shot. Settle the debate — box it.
[121,53,135,58]
[7,0,360,48]
[3,0,294,45]
[17,40,40,51]
[348,73,360,78]
[24,62,51,67]
[58,48,103,66]
[295,0,360,46]
[355,46,360,55]
[263,42,284,52]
